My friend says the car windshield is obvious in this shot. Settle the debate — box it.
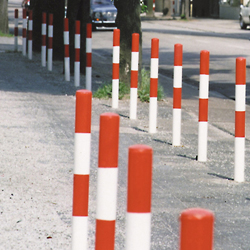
[92,0,113,5]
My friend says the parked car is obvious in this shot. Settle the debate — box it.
[90,0,117,30]
[239,1,250,29]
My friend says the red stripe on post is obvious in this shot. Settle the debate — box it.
[42,12,46,23]
[64,18,69,31]
[75,20,80,34]
[23,29,26,38]
[127,145,153,213]
[112,63,119,80]
[14,27,18,36]
[199,99,208,122]
[113,29,120,46]
[130,70,138,88]
[98,113,120,168]
[86,53,92,67]
[72,174,89,216]
[95,220,115,250]
[236,57,246,85]
[29,10,33,20]
[150,78,158,97]
[86,23,92,38]
[235,111,245,137]
[173,88,182,109]
[174,44,183,66]
[15,9,18,18]
[23,9,26,19]
[48,37,53,49]
[42,35,46,46]
[75,90,92,133]
[151,38,159,58]
[75,48,80,62]
[180,208,214,250]
[200,50,209,75]
[132,33,139,52]
[49,13,53,25]
[65,45,70,57]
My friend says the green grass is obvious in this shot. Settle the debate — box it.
[93,68,164,102]
[0,31,13,37]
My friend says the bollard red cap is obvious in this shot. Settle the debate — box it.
[180,208,214,250]
[151,38,159,59]
[86,23,92,38]
[42,12,46,24]
[75,20,80,34]
[127,145,153,213]
[15,9,18,18]
[113,29,120,46]
[174,44,183,66]
[236,57,246,85]
[132,33,139,52]
[98,113,120,168]
[49,13,53,25]
[64,18,69,31]
[200,50,209,75]
[75,90,92,133]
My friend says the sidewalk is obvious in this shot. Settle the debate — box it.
[1,8,250,250]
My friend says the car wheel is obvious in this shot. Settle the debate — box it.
[240,16,247,29]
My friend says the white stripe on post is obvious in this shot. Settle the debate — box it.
[14,9,18,52]
[22,9,27,56]
[28,10,33,60]
[41,12,46,67]
[112,29,120,109]
[48,14,53,71]
[74,20,80,86]
[72,90,92,250]
[172,44,183,146]
[95,113,119,250]
[234,57,246,183]
[198,50,209,162]
[149,38,159,134]
[125,145,153,250]
[64,18,70,81]
[130,33,139,120]
[86,23,92,91]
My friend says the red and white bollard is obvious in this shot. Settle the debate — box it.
[130,33,139,120]
[172,44,183,146]
[64,18,70,81]
[41,12,46,67]
[74,20,81,86]
[149,38,159,134]
[48,14,53,71]
[235,57,246,183]
[125,145,153,250]
[22,9,27,56]
[14,9,18,51]
[95,113,120,250]
[72,90,92,250]
[86,23,92,91]
[28,10,33,60]
[112,29,120,109]
[198,50,209,162]
[179,208,214,250]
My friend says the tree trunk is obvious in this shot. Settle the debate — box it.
[67,0,90,74]
[114,0,142,85]
[0,0,8,34]
[185,0,189,19]
[33,0,65,60]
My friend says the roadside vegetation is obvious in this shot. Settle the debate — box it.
[0,31,13,37]
[93,68,164,102]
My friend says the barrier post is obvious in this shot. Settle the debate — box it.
[234,57,246,183]
[86,23,92,91]
[125,145,153,250]
[74,21,80,86]
[48,14,53,71]
[130,33,139,120]
[112,29,120,109]
[95,113,120,250]
[149,38,159,133]
[22,9,27,56]
[172,44,183,146]
[72,90,92,250]
[14,9,18,51]
[28,10,33,60]
[64,18,70,81]
[41,12,47,67]
[180,208,214,250]
[198,50,209,162]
